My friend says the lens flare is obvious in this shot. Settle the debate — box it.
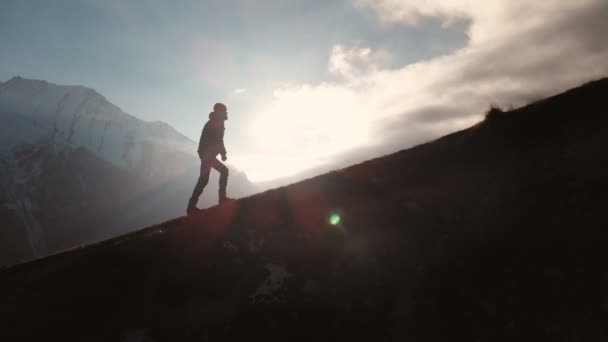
[329,213,341,226]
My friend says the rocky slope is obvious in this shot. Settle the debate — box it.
[1,78,607,341]
[0,77,256,265]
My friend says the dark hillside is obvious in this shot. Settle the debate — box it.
[1,79,608,341]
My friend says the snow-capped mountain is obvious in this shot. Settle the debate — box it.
[0,76,195,173]
[0,77,256,266]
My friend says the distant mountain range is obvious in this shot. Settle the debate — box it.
[0,76,257,266]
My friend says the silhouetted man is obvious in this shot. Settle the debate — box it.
[187,102,233,215]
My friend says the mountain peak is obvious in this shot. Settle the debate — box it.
[5,75,50,87]
[6,75,24,82]
[0,76,195,160]
[4,75,101,98]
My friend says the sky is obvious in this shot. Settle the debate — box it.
[2,0,608,182]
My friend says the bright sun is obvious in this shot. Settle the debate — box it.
[233,85,372,182]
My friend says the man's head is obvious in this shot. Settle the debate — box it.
[213,103,228,120]
[213,103,227,113]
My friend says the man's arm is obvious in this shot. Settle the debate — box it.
[197,123,209,158]
[219,127,227,161]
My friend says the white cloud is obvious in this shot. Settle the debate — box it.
[234,88,248,94]
[236,0,608,182]
[354,0,599,44]
[328,45,394,81]
[354,0,474,27]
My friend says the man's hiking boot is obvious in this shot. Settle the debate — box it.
[218,192,235,205]
[187,206,203,216]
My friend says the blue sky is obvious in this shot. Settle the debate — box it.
[2,0,607,181]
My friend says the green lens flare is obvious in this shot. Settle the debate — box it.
[329,213,341,225]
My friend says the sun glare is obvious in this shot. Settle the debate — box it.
[236,85,372,182]
[329,213,341,226]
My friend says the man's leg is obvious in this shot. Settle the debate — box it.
[208,158,230,203]
[188,160,211,211]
